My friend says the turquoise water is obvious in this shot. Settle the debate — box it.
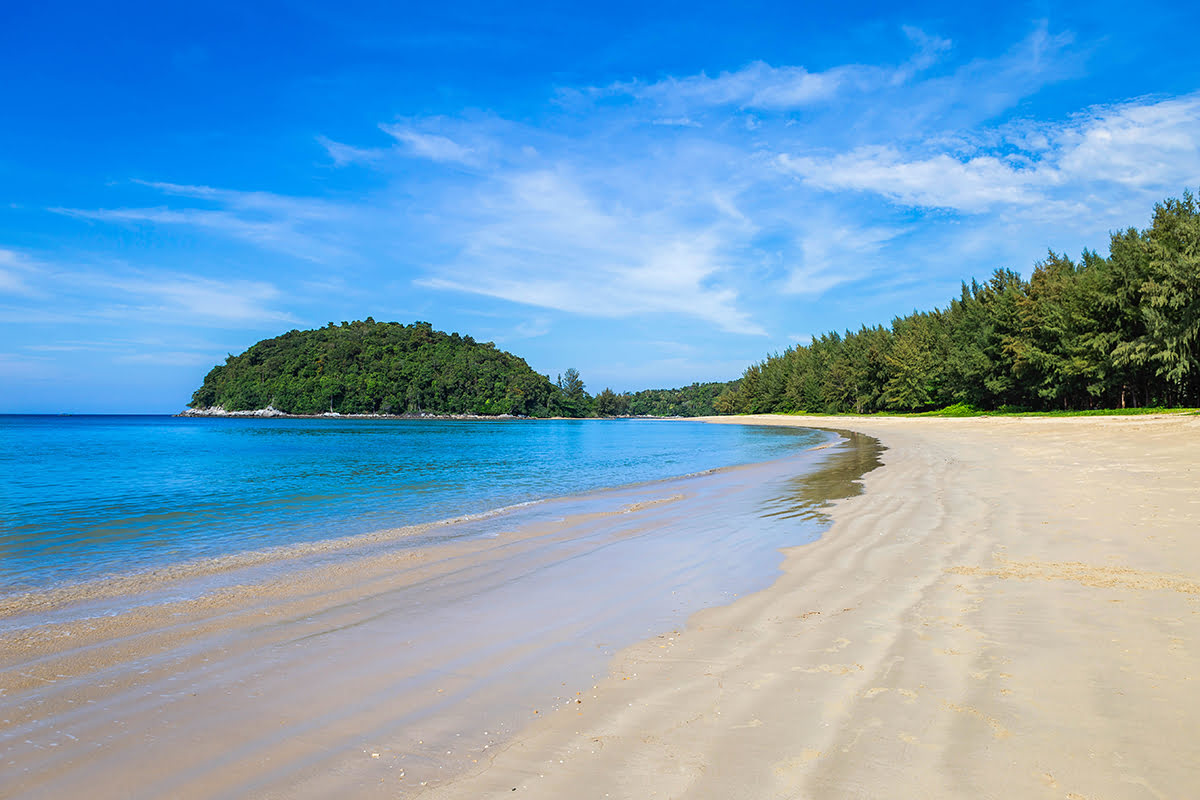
[0,416,825,595]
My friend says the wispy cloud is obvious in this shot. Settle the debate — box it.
[380,124,479,165]
[778,93,1200,217]
[609,61,853,111]
[317,135,385,166]
[778,148,1047,213]
[53,182,352,263]
[0,249,42,296]
[418,167,767,335]
[786,216,908,294]
[652,117,702,128]
[890,22,1082,132]
[88,272,298,324]
[596,25,951,117]
[0,251,295,328]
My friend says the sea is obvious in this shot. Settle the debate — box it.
[0,415,829,598]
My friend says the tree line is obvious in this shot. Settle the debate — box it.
[715,193,1200,414]
[550,377,736,417]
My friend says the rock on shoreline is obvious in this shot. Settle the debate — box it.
[177,406,520,420]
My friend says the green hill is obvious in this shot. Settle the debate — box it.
[188,319,557,416]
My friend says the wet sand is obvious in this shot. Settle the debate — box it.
[427,414,1200,799]
[0,429,869,798]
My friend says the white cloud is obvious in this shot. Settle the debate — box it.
[599,26,952,117]
[1056,95,1200,189]
[778,148,1048,213]
[0,249,295,328]
[776,93,1200,217]
[891,23,1082,134]
[317,135,385,166]
[0,267,31,295]
[786,217,907,294]
[606,61,865,112]
[380,124,478,164]
[91,272,297,324]
[652,117,702,128]
[0,249,41,296]
[420,168,766,335]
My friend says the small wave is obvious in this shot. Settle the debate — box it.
[0,499,553,619]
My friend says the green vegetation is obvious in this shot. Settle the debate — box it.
[191,319,565,416]
[912,405,1193,418]
[189,319,739,418]
[720,193,1200,415]
[624,381,738,417]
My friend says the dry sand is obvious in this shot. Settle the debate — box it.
[426,414,1200,800]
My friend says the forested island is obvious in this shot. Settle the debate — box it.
[187,319,729,417]
[190,320,558,416]
[715,193,1200,414]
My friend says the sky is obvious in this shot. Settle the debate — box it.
[2,1,1199,412]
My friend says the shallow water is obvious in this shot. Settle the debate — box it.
[0,427,882,799]
[0,416,825,595]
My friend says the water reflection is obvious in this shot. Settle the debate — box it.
[761,430,885,522]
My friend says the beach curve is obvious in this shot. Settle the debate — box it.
[424,413,1200,800]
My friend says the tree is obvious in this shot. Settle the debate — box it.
[594,388,629,416]
[1139,193,1200,401]
[883,312,946,410]
[554,367,590,417]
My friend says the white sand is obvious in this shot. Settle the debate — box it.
[427,414,1200,799]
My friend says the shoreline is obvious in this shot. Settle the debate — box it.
[0,427,830,622]
[0,427,867,798]
[425,413,1200,799]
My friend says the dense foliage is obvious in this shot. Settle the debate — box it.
[190,319,561,416]
[190,319,738,418]
[624,382,737,417]
[718,194,1200,414]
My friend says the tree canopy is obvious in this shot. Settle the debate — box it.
[190,319,561,416]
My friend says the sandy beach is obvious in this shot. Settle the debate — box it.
[5,414,1199,799]
[427,414,1200,799]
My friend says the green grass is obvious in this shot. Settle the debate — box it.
[770,405,1198,419]
[972,406,1198,417]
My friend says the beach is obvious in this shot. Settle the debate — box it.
[427,414,1200,799]
[4,414,1199,798]
[0,422,848,798]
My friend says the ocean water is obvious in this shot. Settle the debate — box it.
[0,415,827,596]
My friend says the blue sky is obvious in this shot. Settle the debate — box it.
[2,1,1199,412]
